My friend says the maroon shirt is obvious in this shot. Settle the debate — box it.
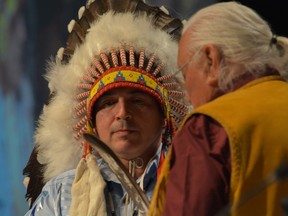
[163,114,231,216]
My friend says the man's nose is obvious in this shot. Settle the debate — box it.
[115,99,132,120]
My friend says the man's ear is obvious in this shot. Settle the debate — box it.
[203,44,221,87]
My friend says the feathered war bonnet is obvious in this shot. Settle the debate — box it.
[25,0,189,195]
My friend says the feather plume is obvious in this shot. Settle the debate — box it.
[83,133,150,214]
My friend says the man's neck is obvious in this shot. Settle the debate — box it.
[119,142,162,179]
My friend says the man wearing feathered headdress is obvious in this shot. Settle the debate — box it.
[23,0,189,215]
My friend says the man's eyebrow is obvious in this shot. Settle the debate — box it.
[98,89,147,99]
[96,92,113,103]
[129,90,146,95]
[98,90,117,98]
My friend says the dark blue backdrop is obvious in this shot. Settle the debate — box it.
[0,0,286,215]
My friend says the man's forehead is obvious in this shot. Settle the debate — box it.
[178,32,191,65]
[100,87,151,97]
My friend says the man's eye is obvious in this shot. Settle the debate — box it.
[98,100,116,109]
[103,100,115,107]
[132,98,145,104]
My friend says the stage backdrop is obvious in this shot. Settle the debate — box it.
[2,0,286,215]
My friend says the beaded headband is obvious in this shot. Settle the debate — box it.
[86,68,168,121]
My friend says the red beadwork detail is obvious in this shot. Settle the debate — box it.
[92,58,105,74]
[83,74,96,83]
[157,73,173,82]
[120,45,127,66]
[74,125,87,140]
[75,91,89,100]
[169,98,189,112]
[152,63,164,76]
[76,106,87,117]
[162,82,178,88]
[172,106,186,117]
[171,114,181,124]
[77,83,92,90]
[139,48,145,68]
[168,90,186,97]
[146,53,156,72]
[73,115,88,130]
[87,66,101,78]
[100,52,110,70]
[111,48,119,67]
[74,99,86,110]
[129,46,135,66]
[81,141,92,158]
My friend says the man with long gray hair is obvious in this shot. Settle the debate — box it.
[149,2,288,216]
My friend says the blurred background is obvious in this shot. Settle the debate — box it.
[0,0,287,215]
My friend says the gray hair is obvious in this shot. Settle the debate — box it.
[183,1,288,91]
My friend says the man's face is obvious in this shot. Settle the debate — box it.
[178,32,219,108]
[94,87,164,161]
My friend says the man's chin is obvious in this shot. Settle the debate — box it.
[113,145,140,159]
[111,134,137,146]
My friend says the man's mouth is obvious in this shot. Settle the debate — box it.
[114,129,135,134]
